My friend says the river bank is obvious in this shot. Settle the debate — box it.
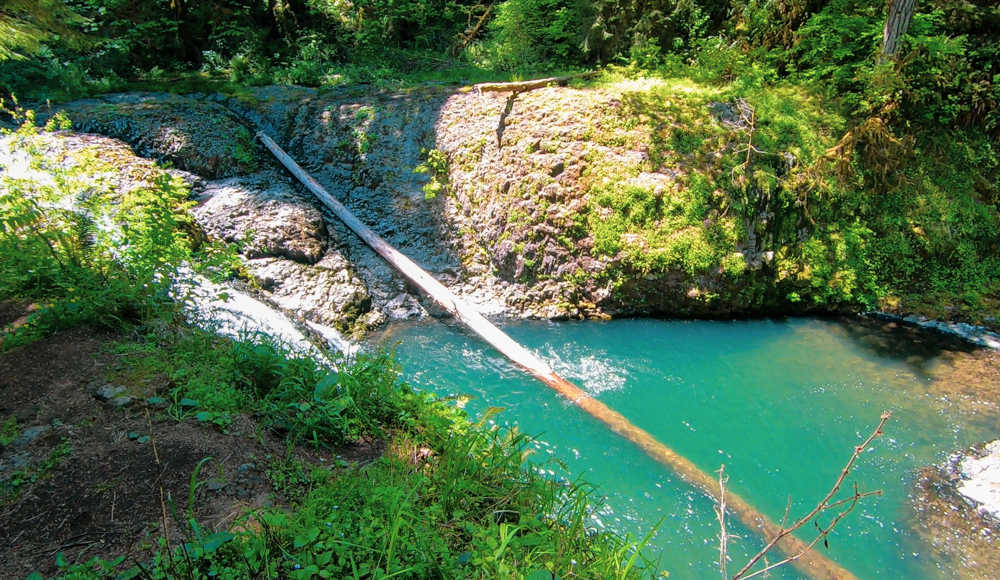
[27,75,998,335]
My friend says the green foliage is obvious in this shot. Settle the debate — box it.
[111,327,462,449]
[0,415,20,445]
[0,0,90,61]
[0,109,240,347]
[413,148,449,199]
[471,0,590,70]
[738,0,1000,135]
[584,0,723,63]
[40,324,659,580]
[39,424,659,580]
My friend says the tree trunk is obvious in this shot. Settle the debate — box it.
[881,0,917,59]
[169,0,199,64]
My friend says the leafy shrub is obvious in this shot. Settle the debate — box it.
[0,109,239,347]
[473,0,591,70]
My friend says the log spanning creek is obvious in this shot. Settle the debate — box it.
[371,316,1000,580]
[257,135,999,580]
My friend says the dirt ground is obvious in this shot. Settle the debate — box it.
[0,307,383,577]
[0,325,271,576]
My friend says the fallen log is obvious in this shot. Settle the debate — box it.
[465,71,599,94]
[257,131,864,580]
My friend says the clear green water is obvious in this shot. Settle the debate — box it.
[373,317,997,580]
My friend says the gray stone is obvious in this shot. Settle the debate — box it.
[384,293,426,320]
[12,425,50,448]
[111,396,136,408]
[93,385,127,402]
[192,171,328,264]
[0,451,32,477]
[55,93,257,179]
[207,479,227,491]
[245,257,371,328]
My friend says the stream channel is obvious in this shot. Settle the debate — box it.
[367,316,997,580]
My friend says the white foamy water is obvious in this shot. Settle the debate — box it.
[173,271,353,363]
[539,344,629,396]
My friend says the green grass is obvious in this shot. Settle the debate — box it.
[31,327,661,580]
[0,415,20,446]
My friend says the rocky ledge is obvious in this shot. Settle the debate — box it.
[34,85,999,341]
[871,313,1000,350]
[912,441,1000,580]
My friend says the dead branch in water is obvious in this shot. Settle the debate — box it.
[716,465,739,579]
[466,72,599,95]
[720,411,892,580]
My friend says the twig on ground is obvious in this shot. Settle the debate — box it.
[145,409,171,552]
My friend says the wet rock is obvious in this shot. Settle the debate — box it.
[912,442,1000,580]
[245,257,371,329]
[959,440,1000,520]
[359,309,387,329]
[384,293,426,320]
[57,93,257,179]
[220,86,463,317]
[872,312,1000,350]
[192,171,328,264]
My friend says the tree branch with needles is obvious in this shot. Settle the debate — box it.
[718,411,892,580]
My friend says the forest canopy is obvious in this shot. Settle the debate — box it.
[0,0,995,139]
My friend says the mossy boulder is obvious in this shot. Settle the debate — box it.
[57,93,258,179]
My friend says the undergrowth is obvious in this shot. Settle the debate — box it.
[0,108,242,349]
[553,66,999,319]
[25,327,661,580]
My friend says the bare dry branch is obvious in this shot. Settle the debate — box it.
[728,411,892,580]
[716,465,735,579]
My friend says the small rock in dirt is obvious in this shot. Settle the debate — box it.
[0,451,32,476]
[111,395,136,408]
[12,425,50,448]
[93,385,127,402]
